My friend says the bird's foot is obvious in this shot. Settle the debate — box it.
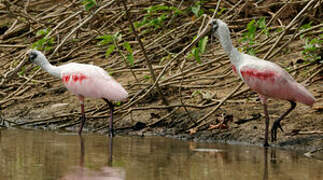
[271,120,284,142]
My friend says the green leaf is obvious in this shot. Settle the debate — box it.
[247,19,256,39]
[97,35,113,45]
[105,45,115,58]
[36,29,49,37]
[123,42,133,53]
[257,17,266,29]
[146,5,170,13]
[187,51,194,59]
[82,0,97,11]
[192,90,201,97]
[217,7,227,15]
[247,48,256,56]
[44,46,53,51]
[170,7,184,15]
[301,22,312,30]
[192,48,201,64]
[144,75,151,80]
[127,54,134,66]
[32,36,55,51]
[198,36,208,54]
[191,4,201,17]
[18,66,25,76]
[32,66,40,71]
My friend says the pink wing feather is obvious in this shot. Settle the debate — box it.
[60,63,128,101]
[238,58,315,106]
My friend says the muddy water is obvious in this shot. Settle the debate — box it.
[0,129,322,180]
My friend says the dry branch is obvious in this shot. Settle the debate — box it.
[0,0,321,134]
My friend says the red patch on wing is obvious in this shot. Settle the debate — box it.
[232,65,237,74]
[72,74,79,82]
[70,73,87,83]
[79,74,87,81]
[62,75,70,83]
[241,69,275,81]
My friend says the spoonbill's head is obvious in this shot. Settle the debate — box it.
[28,49,47,66]
[211,19,230,39]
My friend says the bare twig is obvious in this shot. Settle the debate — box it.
[187,81,244,131]
[121,0,169,106]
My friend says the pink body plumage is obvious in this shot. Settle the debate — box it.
[235,54,315,106]
[60,63,128,101]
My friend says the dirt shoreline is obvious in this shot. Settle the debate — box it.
[1,0,322,160]
[3,101,322,154]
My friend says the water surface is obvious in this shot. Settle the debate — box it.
[0,129,322,180]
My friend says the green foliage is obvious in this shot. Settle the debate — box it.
[144,75,151,80]
[36,29,49,36]
[18,66,25,76]
[302,37,322,63]
[115,101,121,106]
[105,45,115,57]
[146,5,182,15]
[32,28,55,51]
[134,5,183,31]
[198,36,208,54]
[191,90,202,97]
[300,22,312,31]
[300,22,322,63]
[32,66,40,71]
[240,17,268,55]
[126,54,134,66]
[210,7,227,16]
[122,41,134,66]
[191,48,201,63]
[97,32,134,66]
[257,17,269,36]
[97,33,122,46]
[188,36,208,64]
[123,41,133,53]
[82,0,97,11]
[191,1,206,17]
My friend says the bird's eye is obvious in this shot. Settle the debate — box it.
[29,52,37,62]
[211,21,218,31]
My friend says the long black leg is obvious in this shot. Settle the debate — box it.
[271,101,296,142]
[103,98,114,137]
[79,103,86,135]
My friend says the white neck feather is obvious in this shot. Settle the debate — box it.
[38,56,61,78]
[217,23,243,67]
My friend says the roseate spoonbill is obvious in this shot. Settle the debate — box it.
[211,19,315,146]
[28,49,128,136]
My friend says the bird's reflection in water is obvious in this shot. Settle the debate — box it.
[263,147,268,180]
[108,135,113,166]
[59,135,124,180]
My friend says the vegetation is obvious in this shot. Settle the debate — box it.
[239,17,269,55]
[0,0,321,138]
[31,29,55,51]
[300,23,322,63]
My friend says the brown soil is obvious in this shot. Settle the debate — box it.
[2,46,322,153]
